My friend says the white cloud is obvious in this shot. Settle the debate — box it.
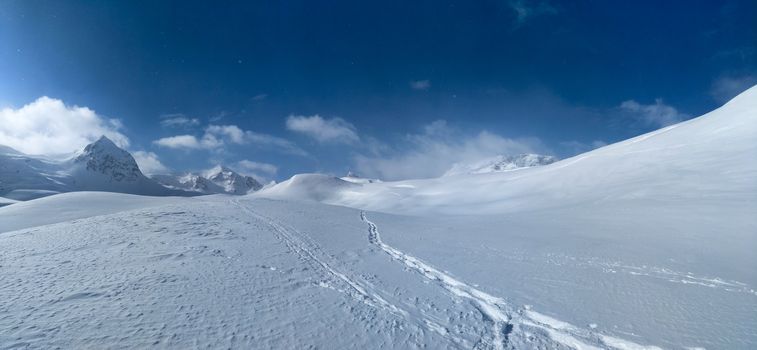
[286,115,359,144]
[410,80,431,90]
[132,151,170,175]
[206,125,246,144]
[236,160,278,175]
[0,96,129,155]
[252,94,268,101]
[710,75,756,103]
[160,114,200,128]
[154,124,306,155]
[354,120,547,180]
[619,99,688,128]
[154,135,205,149]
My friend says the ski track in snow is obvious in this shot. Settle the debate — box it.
[231,200,470,348]
[232,200,405,315]
[360,211,667,350]
[231,198,674,349]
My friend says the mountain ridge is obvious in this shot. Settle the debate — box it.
[152,165,262,195]
[0,136,193,200]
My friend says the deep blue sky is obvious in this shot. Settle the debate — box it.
[1,0,755,180]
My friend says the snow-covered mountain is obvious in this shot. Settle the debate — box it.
[151,173,225,194]
[0,136,191,200]
[0,145,71,200]
[67,136,183,196]
[153,165,262,195]
[72,136,143,183]
[204,165,263,194]
[443,153,557,176]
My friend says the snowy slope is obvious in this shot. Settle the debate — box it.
[0,191,184,232]
[260,173,359,201]
[0,136,192,200]
[443,153,557,176]
[0,196,17,208]
[259,85,757,216]
[2,194,753,349]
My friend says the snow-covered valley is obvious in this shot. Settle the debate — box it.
[2,195,754,349]
[1,86,756,349]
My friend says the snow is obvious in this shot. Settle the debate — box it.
[341,172,383,184]
[152,172,226,193]
[260,173,359,202]
[152,165,263,195]
[0,196,17,207]
[443,153,557,177]
[203,165,263,194]
[6,194,749,348]
[259,85,757,217]
[1,86,756,349]
[0,191,184,233]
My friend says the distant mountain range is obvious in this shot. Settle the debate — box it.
[0,136,261,201]
[1,137,555,203]
[152,165,262,195]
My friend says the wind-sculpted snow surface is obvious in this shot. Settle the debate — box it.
[1,195,755,348]
[362,211,515,349]
[361,212,666,350]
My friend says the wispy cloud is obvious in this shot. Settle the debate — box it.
[409,80,430,91]
[354,120,548,180]
[154,124,306,156]
[286,115,359,144]
[236,160,277,175]
[252,94,268,101]
[0,96,129,155]
[619,99,688,128]
[710,75,756,103]
[160,113,200,128]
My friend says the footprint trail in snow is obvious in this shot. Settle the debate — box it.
[361,211,667,350]
[362,211,514,349]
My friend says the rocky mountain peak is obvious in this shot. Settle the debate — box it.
[73,136,144,182]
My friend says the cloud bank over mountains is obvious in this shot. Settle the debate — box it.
[0,97,129,155]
